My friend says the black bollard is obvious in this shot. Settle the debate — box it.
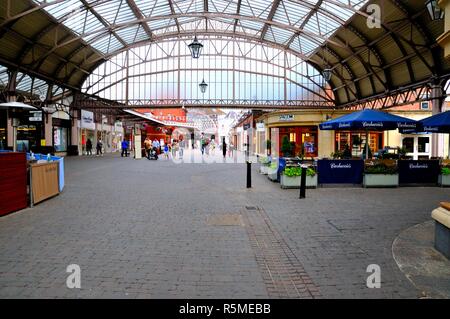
[247,161,252,188]
[299,166,307,199]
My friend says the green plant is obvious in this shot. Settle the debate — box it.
[343,144,352,159]
[441,167,450,176]
[364,163,398,175]
[260,156,271,165]
[331,150,344,159]
[397,147,408,159]
[281,136,293,157]
[283,167,316,177]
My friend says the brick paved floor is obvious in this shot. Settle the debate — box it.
[0,152,448,298]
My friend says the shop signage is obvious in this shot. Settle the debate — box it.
[398,160,439,184]
[29,111,42,122]
[318,160,364,184]
[256,123,265,132]
[279,114,294,122]
[243,123,251,130]
[81,110,95,130]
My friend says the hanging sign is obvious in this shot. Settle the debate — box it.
[81,110,95,130]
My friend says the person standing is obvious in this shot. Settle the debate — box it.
[163,143,169,159]
[96,139,103,156]
[86,138,93,156]
[200,134,206,155]
[121,139,129,157]
[179,139,185,157]
[144,137,152,160]
[222,139,227,158]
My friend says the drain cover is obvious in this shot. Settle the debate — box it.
[245,206,258,210]
[207,214,244,226]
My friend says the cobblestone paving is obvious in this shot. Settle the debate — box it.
[0,152,448,298]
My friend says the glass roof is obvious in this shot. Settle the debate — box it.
[33,0,368,57]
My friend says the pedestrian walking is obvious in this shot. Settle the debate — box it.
[86,138,93,156]
[96,139,103,156]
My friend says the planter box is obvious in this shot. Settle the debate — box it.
[439,174,450,187]
[259,165,269,175]
[268,169,278,182]
[280,174,318,189]
[363,174,399,188]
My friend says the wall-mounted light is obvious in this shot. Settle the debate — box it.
[426,0,444,20]
[323,68,332,82]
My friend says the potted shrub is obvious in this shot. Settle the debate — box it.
[259,156,271,175]
[363,160,399,188]
[280,166,318,189]
[281,136,293,157]
[268,162,279,182]
[439,166,450,187]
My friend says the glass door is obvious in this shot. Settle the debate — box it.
[402,135,431,160]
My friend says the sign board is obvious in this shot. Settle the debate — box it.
[398,160,439,184]
[243,123,251,130]
[279,114,294,122]
[318,160,364,184]
[31,162,59,204]
[134,135,142,160]
[81,110,95,130]
[256,123,265,132]
[29,111,42,122]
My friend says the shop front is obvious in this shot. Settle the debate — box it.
[80,110,95,155]
[278,126,319,158]
[52,117,70,154]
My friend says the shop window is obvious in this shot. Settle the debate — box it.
[418,137,430,153]
[402,137,414,153]
[420,102,430,110]
[53,127,68,152]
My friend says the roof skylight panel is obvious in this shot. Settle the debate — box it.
[208,0,238,14]
[273,1,309,27]
[239,0,271,19]
[43,0,81,20]
[115,25,139,44]
[266,26,295,45]
[107,35,124,53]
[173,0,194,14]
[92,1,121,25]
[133,0,158,17]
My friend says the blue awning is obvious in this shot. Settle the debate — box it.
[319,109,419,131]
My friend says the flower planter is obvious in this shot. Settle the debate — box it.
[439,174,450,187]
[280,174,318,189]
[259,165,269,175]
[268,168,279,182]
[363,174,399,188]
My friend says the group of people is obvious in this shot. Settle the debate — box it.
[143,137,186,160]
[85,138,104,156]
